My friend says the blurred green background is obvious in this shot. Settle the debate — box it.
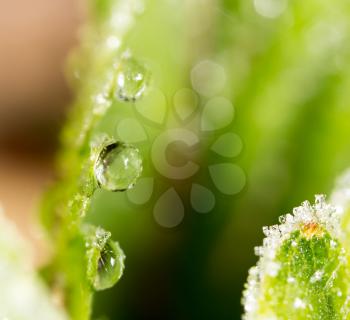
[2,0,350,319]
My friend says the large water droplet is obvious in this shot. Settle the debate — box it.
[95,238,124,290]
[85,226,125,291]
[94,142,143,191]
[115,54,150,102]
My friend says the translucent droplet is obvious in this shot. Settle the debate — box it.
[191,184,215,213]
[153,188,184,228]
[94,142,143,191]
[94,238,125,290]
[209,163,245,195]
[201,97,234,131]
[211,133,243,158]
[115,54,150,102]
[85,226,125,291]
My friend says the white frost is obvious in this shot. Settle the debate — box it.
[242,195,340,319]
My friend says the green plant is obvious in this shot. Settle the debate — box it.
[242,171,350,319]
[39,1,148,319]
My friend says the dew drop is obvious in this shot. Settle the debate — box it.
[85,226,125,291]
[94,238,125,290]
[115,54,150,102]
[94,142,143,191]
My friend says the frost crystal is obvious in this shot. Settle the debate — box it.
[242,194,350,319]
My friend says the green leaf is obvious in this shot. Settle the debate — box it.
[242,196,350,319]
[40,0,147,318]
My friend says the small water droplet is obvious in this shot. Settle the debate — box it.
[115,54,150,102]
[94,238,125,290]
[94,142,143,191]
[85,226,125,291]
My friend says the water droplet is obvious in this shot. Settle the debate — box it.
[191,184,215,213]
[94,238,124,290]
[126,177,154,205]
[209,163,245,195]
[201,97,234,131]
[173,88,198,121]
[94,142,143,191]
[85,226,125,291]
[211,133,242,157]
[153,188,184,228]
[191,60,226,97]
[115,54,150,102]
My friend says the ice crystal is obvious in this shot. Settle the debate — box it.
[242,195,350,319]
